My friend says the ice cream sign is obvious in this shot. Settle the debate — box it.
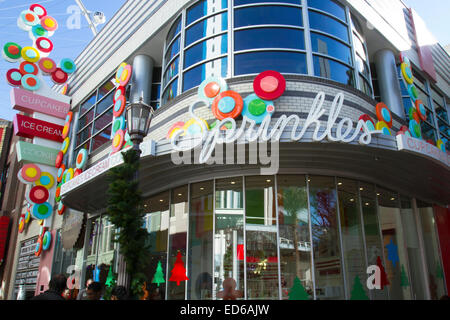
[14,114,64,142]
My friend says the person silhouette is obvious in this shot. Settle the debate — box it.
[216,278,243,300]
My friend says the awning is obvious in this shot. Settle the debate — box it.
[0,216,10,265]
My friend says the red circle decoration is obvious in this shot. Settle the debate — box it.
[74,168,83,177]
[211,91,244,120]
[112,129,125,153]
[51,68,68,84]
[35,37,53,53]
[30,4,47,18]
[375,102,393,128]
[113,95,126,117]
[38,57,56,74]
[55,151,64,168]
[57,202,65,215]
[114,86,126,102]
[29,185,49,204]
[415,99,427,122]
[22,164,41,182]
[358,114,376,131]
[6,69,23,86]
[253,70,286,100]
[19,61,39,75]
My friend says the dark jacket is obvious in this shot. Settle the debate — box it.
[31,290,65,300]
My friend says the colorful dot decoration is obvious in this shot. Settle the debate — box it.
[183,118,209,136]
[30,4,47,19]
[74,168,83,177]
[21,74,40,91]
[112,129,125,153]
[375,102,393,128]
[18,10,40,30]
[211,91,244,120]
[32,202,52,220]
[114,86,126,101]
[116,62,132,86]
[51,67,68,84]
[198,77,228,104]
[407,84,418,102]
[65,168,74,182]
[111,116,126,137]
[57,202,65,216]
[401,62,414,85]
[30,24,49,39]
[253,70,286,101]
[57,164,66,183]
[55,183,62,200]
[38,57,56,74]
[35,237,42,257]
[61,83,69,95]
[375,121,392,136]
[40,15,58,32]
[409,119,422,139]
[6,69,23,87]
[113,95,126,117]
[35,172,55,190]
[210,120,233,131]
[60,58,76,74]
[21,164,41,182]
[415,100,427,121]
[167,121,185,139]
[76,149,88,170]
[61,137,70,154]
[436,139,446,152]
[42,231,51,250]
[55,151,64,168]
[21,46,40,63]
[3,42,22,62]
[35,36,53,53]
[25,209,31,224]
[242,94,275,124]
[29,185,49,204]
[19,61,39,75]
[18,216,25,233]
[359,114,376,131]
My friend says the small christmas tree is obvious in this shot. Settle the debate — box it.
[105,265,115,287]
[400,265,410,287]
[288,276,310,300]
[169,251,189,286]
[376,256,390,289]
[350,276,369,300]
[152,261,165,287]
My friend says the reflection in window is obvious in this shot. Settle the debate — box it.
[308,11,349,43]
[310,32,352,65]
[214,178,244,300]
[235,0,300,5]
[308,0,346,22]
[183,58,228,92]
[184,35,228,69]
[80,93,96,115]
[378,188,412,300]
[235,28,305,51]
[91,125,111,153]
[337,179,368,299]
[277,175,313,300]
[143,192,169,300]
[417,201,446,300]
[187,0,228,26]
[188,181,214,300]
[185,12,228,46]
[245,176,278,299]
[167,186,189,300]
[162,78,178,106]
[235,6,302,28]
[313,55,354,86]
[308,176,344,300]
[166,16,181,43]
[235,51,307,75]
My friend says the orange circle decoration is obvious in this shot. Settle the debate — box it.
[29,186,49,204]
[57,202,65,215]
[18,215,25,233]
[30,4,47,18]
[211,91,244,120]
[198,77,228,104]
[40,15,58,32]
[167,122,185,139]
[253,70,286,100]
[21,74,40,91]
[6,69,23,87]
[22,164,41,182]
[375,102,393,128]
[57,164,66,183]
[18,10,40,30]
[65,111,73,124]
[415,100,427,122]
[112,129,125,153]
[51,68,68,84]
[76,149,88,170]
[55,183,61,200]
[21,46,40,63]
[35,237,43,257]
[35,37,53,53]
[376,121,392,136]
[19,61,39,75]
[55,151,64,168]
[38,57,56,74]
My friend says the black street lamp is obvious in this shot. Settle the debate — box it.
[125,97,154,156]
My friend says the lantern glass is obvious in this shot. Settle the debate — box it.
[126,101,154,138]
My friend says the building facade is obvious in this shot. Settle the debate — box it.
[4,0,450,300]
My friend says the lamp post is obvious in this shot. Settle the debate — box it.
[125,97,154,157]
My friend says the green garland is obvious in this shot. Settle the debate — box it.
[106,149,150,298]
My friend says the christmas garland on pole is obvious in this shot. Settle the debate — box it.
[106,149,150,298]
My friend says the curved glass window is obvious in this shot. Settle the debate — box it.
[313,55,354,86]
[185,12,228,47]
[184,35,228,69]
[235,51,307,75]
[235,0,300,5]
[235,6,302,28]
[308,0,346,22]
[235,28,305,51]
[308,11,349,43]
[311,32,352,65]
[162,78,178,106]
[163,57,179,86]
[183,57,228,92]
[167,16,181,43]
[164,37,180,67]
[187,0,228,26]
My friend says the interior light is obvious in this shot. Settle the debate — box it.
[178,193,182,196]
[350,198,355,202]
[338,182,343,186]
[231,181,236,185]
[266,179,271,183]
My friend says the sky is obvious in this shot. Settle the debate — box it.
[0,0,449,122]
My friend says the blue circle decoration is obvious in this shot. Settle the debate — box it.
[60,58,76,74]
[42,231,51,250]
[409,119,422,139]
[111,116,126,138]
[218,96,236,113]
[21,74,41,91]
[366,121,375,131]
[198,76,228,105]
[242,94,275,124]
[381,108,391,122]
[32,202,52,220]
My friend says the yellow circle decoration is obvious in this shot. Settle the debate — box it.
[21,46,40,63]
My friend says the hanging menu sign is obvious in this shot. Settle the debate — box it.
[14,237,40,288]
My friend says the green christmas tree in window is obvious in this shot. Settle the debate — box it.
[350,276,369,300]
[152,261,165,287]
[400,265,410,287]
[288,276,310,300]
[105,265,115,287]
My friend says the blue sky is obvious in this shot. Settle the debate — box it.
[0,0,449,122]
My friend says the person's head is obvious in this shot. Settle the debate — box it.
[48,274,67,294]
[86,282,102,300]
[111,285,127,300]
[85,278,93,288]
